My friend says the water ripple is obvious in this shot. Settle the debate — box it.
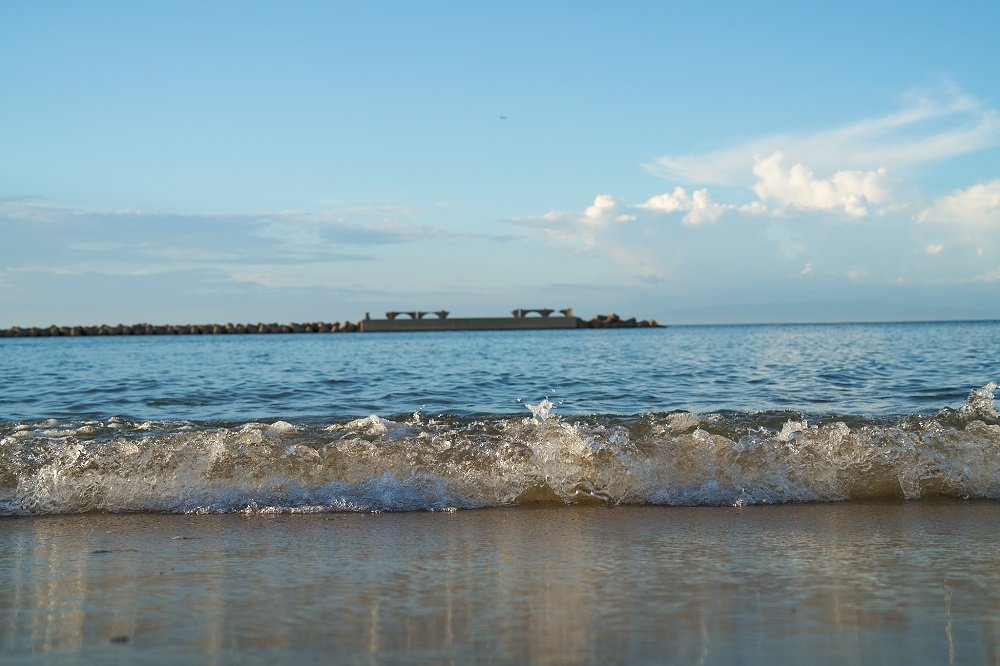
[0,322,997,421]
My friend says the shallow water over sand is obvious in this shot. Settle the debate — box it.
[3,502,999,664]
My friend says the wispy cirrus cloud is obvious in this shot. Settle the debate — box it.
[648,83,1000,188]
[0,198,492,278]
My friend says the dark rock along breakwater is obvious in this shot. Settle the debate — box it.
[0,309,662,337]
[0,321,361,338]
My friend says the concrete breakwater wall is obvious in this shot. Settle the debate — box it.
[0,321,361,338]
[361,313,662,332]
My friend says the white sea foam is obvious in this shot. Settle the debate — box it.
[1,383,998,515]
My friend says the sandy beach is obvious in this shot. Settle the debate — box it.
[3,501,999,664]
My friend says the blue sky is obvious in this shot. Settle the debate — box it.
[2,1,998,326]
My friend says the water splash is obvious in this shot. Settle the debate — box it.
[959,382,998,421]
[2,383,999,515]
[524,398,556,424]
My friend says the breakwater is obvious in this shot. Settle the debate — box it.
[0,321,361,337]
[361,311,662,332]
[579,313,662,328]
[0,311,662,338]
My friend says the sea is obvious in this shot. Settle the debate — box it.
[3,321,1000,663]
[2,321,998,515]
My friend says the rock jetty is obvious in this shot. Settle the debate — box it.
[0,311,663,338]
[0,321,361,338]
[579,313,661,328]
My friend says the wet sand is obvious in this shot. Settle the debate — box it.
[3,501,999,664]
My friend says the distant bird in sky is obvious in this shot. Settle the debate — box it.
[499,115,507,120]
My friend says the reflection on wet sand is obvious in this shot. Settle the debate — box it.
[2,503,1000,663]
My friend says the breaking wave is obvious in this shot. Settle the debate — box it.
[2,384,998,516]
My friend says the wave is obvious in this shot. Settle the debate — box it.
[1,383,998,515]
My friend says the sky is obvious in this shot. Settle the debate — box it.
[1,1,999,327]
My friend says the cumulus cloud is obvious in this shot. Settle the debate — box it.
[519,195,666,281]
[638,89,995,222]
[637,187,765,225]
[516,84,1000,286]
[917,180,1000,226]
[636,84,1000,226]
[581,194,634,227]
[639,187,715,225]
[750,152,889,218]
[531,195,636,253]
[637,188,690,214]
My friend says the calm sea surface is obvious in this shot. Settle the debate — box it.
[2,321,998,421]
[2,321,999,514]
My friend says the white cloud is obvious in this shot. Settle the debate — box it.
[686,190,725,226]
[637,187,763,225]
[751,152,889,218]
[533,195,635,253]
[523,195,667,281]
[740,201,768,216]
[917,180,1000,226]
[583,194,617,226]
[575,194,636,228]
[845,269,868,282]
[514,84,999,287]
[639,85,1000,224]
[650,84,1000,187]
[637,188,690,214]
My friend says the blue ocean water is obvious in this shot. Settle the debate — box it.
[2,321,999,514]
[3,321,999,421]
